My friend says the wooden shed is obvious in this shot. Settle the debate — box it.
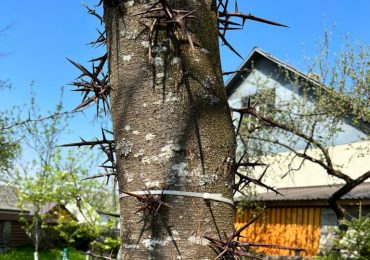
[0,186,32,249]
[234,182,370,257]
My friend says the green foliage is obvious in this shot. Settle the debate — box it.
[311,32,370,131]
[0,246,85,260]
[91,235,120,254]
[15,154,105,248]
[55,220,97,251]
[319,215,370,260]
[55,218,120,256]
[1,38,117,255]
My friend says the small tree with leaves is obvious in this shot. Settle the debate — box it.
[5,93,112,260]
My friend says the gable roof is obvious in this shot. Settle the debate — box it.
[225,47,321,95]
[0,185,25,212]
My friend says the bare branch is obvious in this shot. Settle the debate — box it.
[329,170,370,220]
[231,106,350,181]
[1,111,76,131]
[222,68,251,76]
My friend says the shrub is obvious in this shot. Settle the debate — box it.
[319,215,370,260]
[55,218,120,257]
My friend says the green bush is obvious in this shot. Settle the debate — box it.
[319,215,370,260]
[55,218,120,257]
[55,221,96,251]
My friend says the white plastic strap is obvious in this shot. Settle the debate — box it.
[119,190,234,206]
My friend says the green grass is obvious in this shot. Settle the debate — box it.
[0,246,85,260]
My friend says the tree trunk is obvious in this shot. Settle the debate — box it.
[34,207,39,260]
[103,1,235,259]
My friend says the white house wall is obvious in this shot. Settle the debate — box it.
[228,68,276,107]
[253,139,370,189]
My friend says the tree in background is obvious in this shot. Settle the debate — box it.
[234,32,370,222]
[4,93,113,260]
[1,21,119,260]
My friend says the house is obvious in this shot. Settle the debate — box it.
[0,186,31,249]
[226,47,369,188]
[0,185,102,250]
[226,48,370,256]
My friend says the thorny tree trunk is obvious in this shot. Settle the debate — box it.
[103,0,235,259]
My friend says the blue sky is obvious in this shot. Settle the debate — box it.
[1,0,369,143]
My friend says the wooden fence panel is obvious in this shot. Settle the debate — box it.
[234,207,321,257]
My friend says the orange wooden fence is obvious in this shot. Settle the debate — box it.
[234,207,321,256]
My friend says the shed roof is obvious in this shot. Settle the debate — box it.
[235,182,370,202]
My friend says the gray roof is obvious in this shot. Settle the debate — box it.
[0,185,22,211]
[0,186,87,221]
[225,47,322,94]
[236,182,370,202]
[0,185,65,215]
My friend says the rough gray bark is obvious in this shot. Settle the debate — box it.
[103,0,235,259]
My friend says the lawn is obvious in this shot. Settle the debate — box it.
[0,247,85,260]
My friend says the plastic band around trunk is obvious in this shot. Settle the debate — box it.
[119,190,234,206]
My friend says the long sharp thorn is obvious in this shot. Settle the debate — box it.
[218,31,243,59]
[236,113,244,137]
[246,13,288,27]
